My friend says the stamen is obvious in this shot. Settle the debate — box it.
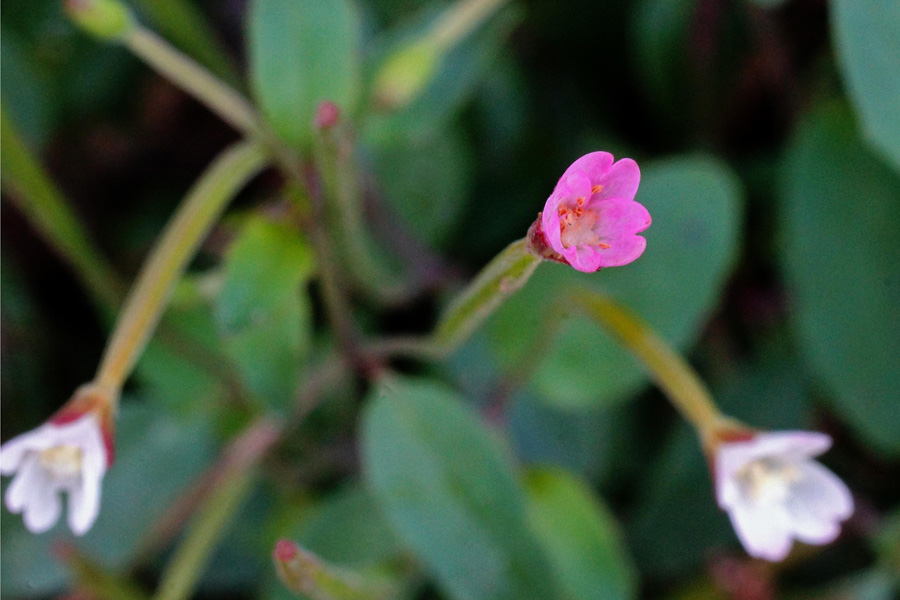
[737,458,801,504]
[40,445,83,478]
[598,243,610,249]
[591,184,603,195]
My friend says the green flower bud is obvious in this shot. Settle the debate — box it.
[64,0,134,41]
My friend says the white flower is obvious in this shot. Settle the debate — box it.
[715,430,854,561]
[1,413,109,535]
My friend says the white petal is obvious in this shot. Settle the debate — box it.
[784,461,853,544]
[728,500,794,561]
[22,482,62,534]
[746,431,832,461]
[0,425,57,474]
[68,472,103,536]
[5,455,45,513]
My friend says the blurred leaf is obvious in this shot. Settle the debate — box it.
[508,393,613,480]
[790,569,898,600]
[523,467,638,600]
[487,156,743,408]
[630,357,812,577]
[1,402,215,597]
[780,101,900,455]
[215,217,315,412]
[297,484,404,567]
[371,122,473,247]
[136,278,230,416]
[249,0,361,150]
[831,0,900,173]
[361,377,558,600]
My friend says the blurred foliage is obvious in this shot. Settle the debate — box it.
[2,0,900,599]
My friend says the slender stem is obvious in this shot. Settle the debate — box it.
[573,291,727,437]
[94,141,268,393]
[124,24,259,135]
[313,127,407,304]
[434,238,541,352]
[153,418,281,600]
[0,107,122,311]
[430,0,509,51]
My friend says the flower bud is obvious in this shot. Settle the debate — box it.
[371,41,441,111]
[64,0,134,41]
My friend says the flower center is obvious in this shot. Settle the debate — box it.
[557,187,612,250]
[39,445,84,479]
[736,458,801,504]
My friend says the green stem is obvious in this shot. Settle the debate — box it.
[313,128,407,304]
[124,24,259,135]
[135,0,241,87]
[573,291,732,441]
[0,106,122,311]
[434,238,541,352]
[153,418,281,600]
[94,141,268,393]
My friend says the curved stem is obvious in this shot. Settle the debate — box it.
[573,291,729,438]
[124,24,259,135]
[94,141,268,393]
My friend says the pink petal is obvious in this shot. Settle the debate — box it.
[541,195,566,256]
[589,197,652,237]
[567,245,603,272]
[560,151,614,187]
[562,171,593,202]
[597,158,641,202]
[596,235,647,268]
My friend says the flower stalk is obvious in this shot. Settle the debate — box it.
[94,140,268,394]
[153,418,281,600]
[434,238,541,352]
[573,291,739,446]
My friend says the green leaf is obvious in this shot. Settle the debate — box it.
[215,217,315,411]
[136,278,230,416]
[361,377,557,600]
[523,468,637,600]
[248,0,361,150]
[780,100,900,455]
[1,402,215,597]
[831,0,900,173]
[371,123,473,247]
[487,156,743,408]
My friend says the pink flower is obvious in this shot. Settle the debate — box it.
[538,152,651,272]
[0,385,115,535]
[714,431,854,561]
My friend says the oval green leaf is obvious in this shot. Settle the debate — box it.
[523,467,637,600]
[780,100,900,455]
[831,0,900,174]
[361,377,557,600]
[248,0,361,150]
[215,216,314,411]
